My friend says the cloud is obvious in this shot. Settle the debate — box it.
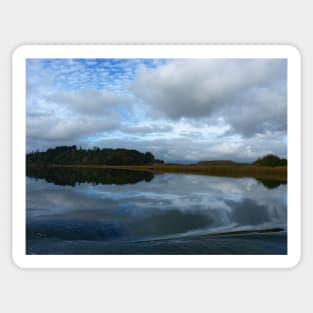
[26,59,156,151]
[27,115,120,141]
[94,130,287,163]
[130,59,287,137]
[26,90,125,149]
[120,124,173,135]
[47,90,129,116]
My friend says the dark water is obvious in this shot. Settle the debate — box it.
[26,167,287,254]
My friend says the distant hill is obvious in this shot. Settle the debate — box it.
[197,160,244,166]
[27,145,163,166]
[198,155,287,167]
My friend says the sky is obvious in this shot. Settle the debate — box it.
[26,58,287,163]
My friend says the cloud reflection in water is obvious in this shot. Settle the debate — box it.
[27,170,287,242]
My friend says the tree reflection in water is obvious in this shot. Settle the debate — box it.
[255,178,287,189]
[27,166,286,190]
[26,166,154,186]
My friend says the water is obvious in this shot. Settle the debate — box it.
[26,167,287,254]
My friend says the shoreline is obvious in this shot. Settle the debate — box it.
[27,228,287,255]
[27,163,287,181]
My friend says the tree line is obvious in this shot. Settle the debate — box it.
[253,154,287,167]
[27,146,164,166]
[26,146,286,167]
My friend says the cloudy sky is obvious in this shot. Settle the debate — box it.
[26,58,287,163]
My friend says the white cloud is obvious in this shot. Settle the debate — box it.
[27,89,126,144]
[47,89,130,116]
[130,59,287,137]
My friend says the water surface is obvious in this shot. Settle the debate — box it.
[26,168,287,254]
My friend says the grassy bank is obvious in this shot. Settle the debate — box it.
[27,163,287,181]
[149,164,287,181]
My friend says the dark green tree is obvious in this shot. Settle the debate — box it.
[253,154,287,167]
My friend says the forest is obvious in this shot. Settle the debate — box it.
[26,145,163,166]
